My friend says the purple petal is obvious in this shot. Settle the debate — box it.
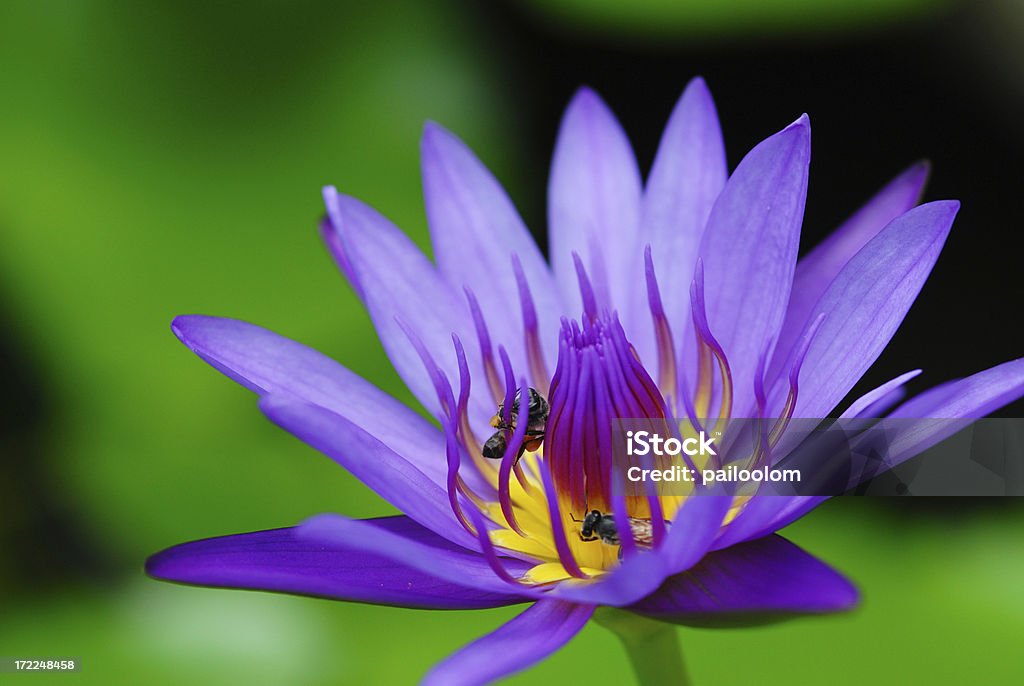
[298,513,536,598]
[549,549,672,607]
[627,534,858,626]
[770,162,929,383]
[322,188,490,424]
[146,517,527,610]
[661,495,732,573]
[784,201,959,418]
[500,508,680,606]
[643,77,727,351]
[712,496,828,550]
[260,395,478,550]
[891,358,1024,419]
[884,358,1024,463]
[719,358,1023,538]
[319,217,364,300]
[300,511,667,608]
[839,369,923,419]
[696,116,810,418]
[422,599,594,686]
[302,509,674,608]
[421,122,562,373]
[721,362,1024,539]
[171,315,449,487]
[548,88,643,326]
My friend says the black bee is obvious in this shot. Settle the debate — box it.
[578,510,669,550]
[580,510,622,545]
[481,431,509,460]
[482,387,549,460]
[495,387,550,435]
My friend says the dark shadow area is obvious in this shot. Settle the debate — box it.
[477,0,1024,418]
[0,285,113,597]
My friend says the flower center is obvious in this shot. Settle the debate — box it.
[402,249,814,588]
[545,315,672,522]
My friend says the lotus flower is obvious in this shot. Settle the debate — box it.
[147,78,1024,685]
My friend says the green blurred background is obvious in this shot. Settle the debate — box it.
[1,0,1022,683]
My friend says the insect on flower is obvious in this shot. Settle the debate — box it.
[481,386,549,460]
[579,510,671,553]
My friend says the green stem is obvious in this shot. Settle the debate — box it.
[594,608,691,686]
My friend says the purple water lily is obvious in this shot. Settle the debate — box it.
[147,77,1024,685]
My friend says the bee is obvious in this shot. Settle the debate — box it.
[481,431,510,460]
[481,387,549,460]
[579,510,622,546]
[578,510,669,550]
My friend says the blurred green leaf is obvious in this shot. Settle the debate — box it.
[519,0,950,39]
[0,0,521,558]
